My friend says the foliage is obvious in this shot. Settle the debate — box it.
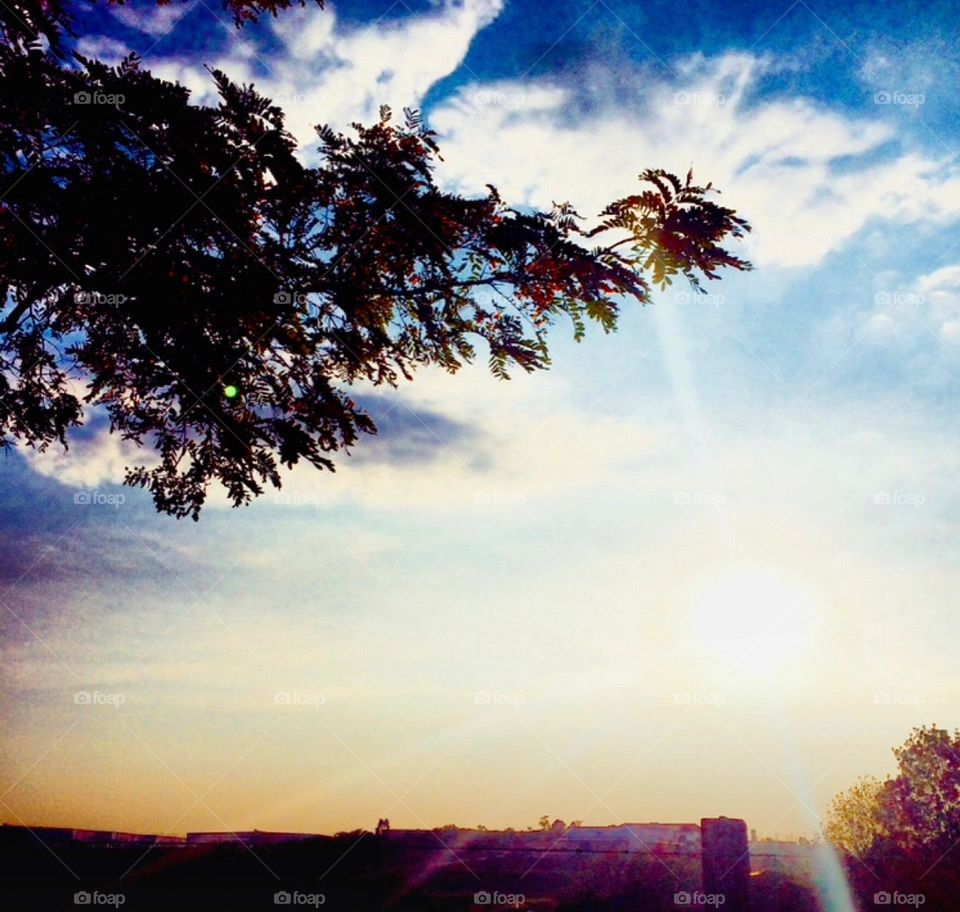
[825,725,960,910]
[0,0,751,518]
[823,775,888,856]
[880,724,960,855]
[1,0,324,56]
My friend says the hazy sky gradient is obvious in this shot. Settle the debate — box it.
[2,0,960,840]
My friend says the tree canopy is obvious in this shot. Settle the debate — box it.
[825,725,960,909]
[0,0,752,518]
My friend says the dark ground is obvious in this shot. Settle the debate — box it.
[0,828,820,912]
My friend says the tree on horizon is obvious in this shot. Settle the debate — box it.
[825,725,960,910]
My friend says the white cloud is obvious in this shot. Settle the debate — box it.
[916,261,960,339]
[853,260,960,348]
[25,421,148,489]
[428,52,960,269]
[866,312,895,335]
[918,262,960,299]
[139,0,504,145]
[940,320,960,342]
[270,0,503,140]
[76,35,132,61]
[78,0,504,153]
[857,37,956,101]
[40,27,960,500]
[19,377,156,489]
[109,2,195,38]
[75,10,960,273]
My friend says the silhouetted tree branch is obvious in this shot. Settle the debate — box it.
[0,0,752,518]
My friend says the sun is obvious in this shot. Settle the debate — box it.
[686,563,821,675]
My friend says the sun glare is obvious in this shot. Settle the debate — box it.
[687,564,821,675]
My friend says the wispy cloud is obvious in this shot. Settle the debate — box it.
[108,2,194,39]
[429,51,960,268]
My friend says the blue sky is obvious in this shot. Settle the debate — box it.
[3,0,960,842]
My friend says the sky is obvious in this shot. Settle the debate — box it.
[2,0,960,842]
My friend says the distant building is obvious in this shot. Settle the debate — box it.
[563,822,701,853]
[1,823,322,849]
[0,824,183,847]
[4,816,779,874]
[1,824,77,844]
[381,821,703,856]
[185,830,316,846]
[748,838,817,880]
